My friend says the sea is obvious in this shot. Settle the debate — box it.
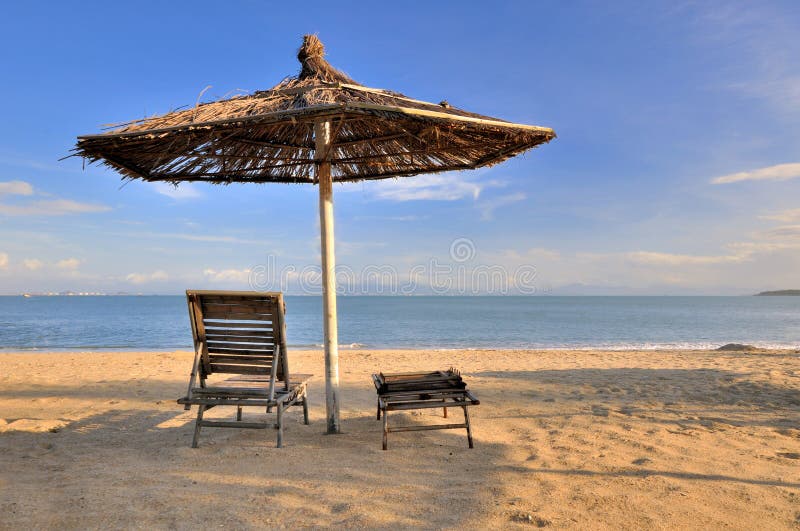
[1,295,799,351]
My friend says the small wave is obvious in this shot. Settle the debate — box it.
[288,343,367,349]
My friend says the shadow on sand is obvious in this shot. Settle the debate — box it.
[473,367,800,430]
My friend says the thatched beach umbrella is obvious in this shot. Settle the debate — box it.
[74,35,555,434]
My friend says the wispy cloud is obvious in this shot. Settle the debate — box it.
[0,181,111,216]
[336,240,388,256]
[56,258,81,270]
[125,270,168,284]
[203,268,251,283]
[368,174,505,201]
[626,250,746,266]
[478,192,526,220]
[0,199,111,216]
[0,181,34,196]
[756,224,800,240]
[502,247,561,263]
[696,4,800,115]
[727,240,800,254]
[759,208,800,223]
[150,182,202,200]
[352,215,427,222]
[138,232,267,245]
[23,258,43,271]
[711,162,800,184]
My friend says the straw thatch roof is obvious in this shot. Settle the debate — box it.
[75,35,555,184]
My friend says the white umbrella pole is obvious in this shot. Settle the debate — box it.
[315,120,341,434]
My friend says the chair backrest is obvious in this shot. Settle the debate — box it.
[186,290,288,383]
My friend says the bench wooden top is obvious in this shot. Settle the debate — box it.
[372,368,479,406]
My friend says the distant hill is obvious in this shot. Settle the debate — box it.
[755,289,800,296]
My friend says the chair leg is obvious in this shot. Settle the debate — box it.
[463,406,474,449]
[377,402,381,420]
[382,409,389,451]
[192,405,206,448]
[302,395,309,425]
[443,407,448,418]
[276,402,284,448]
[236,406,242,421]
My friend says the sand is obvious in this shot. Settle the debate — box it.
[0,348,798,529]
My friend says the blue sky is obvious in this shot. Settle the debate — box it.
[0,1,799,295]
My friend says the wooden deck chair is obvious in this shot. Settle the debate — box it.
[177,290,310,448]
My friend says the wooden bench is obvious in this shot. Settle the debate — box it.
[372,368,479,450]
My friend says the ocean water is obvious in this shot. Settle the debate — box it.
[0,295,798,351]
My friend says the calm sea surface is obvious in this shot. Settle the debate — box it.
[0,296,798,351]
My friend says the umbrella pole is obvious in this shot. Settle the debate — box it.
[315,120,341,434]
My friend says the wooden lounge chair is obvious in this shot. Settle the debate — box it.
[177,290,310,448]
[372,368,479,450]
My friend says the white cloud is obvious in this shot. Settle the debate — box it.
[0,253,7,269]
[23,258,43,271]
[203,268,251,283]
[150,182,202,200]
[0,181,34,196]
[369,174,505,201]
[711,162,800,184]
[125,270,169,284]
[478,192,526,220]
[0,199,111,216]
[56,258,81,270]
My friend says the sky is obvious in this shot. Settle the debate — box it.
[0,1,799,295]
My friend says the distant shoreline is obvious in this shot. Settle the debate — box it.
[755,289,800,296]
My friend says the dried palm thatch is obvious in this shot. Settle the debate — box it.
[74,35,555,184]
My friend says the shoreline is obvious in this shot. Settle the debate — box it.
[2,345,798,354]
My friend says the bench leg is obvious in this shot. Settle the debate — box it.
[443,407,448,418]
[236,406,242,421]
[276,402,284,448]
[382,409,389,450]
[192,405,206,448]
[302,395,310,425]
[463,406,474,449]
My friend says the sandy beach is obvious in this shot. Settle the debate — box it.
[1,348,798,529]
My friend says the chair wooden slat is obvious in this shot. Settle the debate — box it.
[203,322,273,329]
[206,347,275,356]
[207,338,275,346]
